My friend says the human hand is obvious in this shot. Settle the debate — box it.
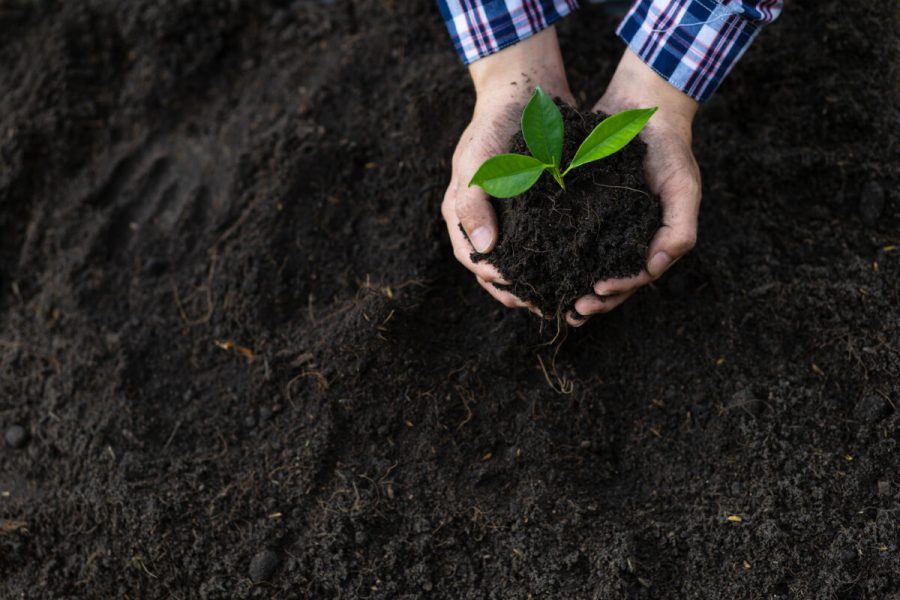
[442,28,575,314]
[567,49,701,326]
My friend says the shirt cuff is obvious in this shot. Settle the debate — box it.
[617,0,762,102]
[440,0,580,65]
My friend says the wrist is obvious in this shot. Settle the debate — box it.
[468,27,573,109]
[598,49,698,139]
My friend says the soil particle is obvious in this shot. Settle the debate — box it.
[877,481,891,497]
[4,425,28,449]
[854,394,889,423]
[664,271,691,296]
[858,181,884,226]
[143,257,167,276]
[839,547,858,563]
[249,550,280,582]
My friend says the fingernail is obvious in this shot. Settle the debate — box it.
[647,251,672,278]
[470,227,492,253]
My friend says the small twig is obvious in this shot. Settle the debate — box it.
[162,419,182,451]
[537,354,574,395]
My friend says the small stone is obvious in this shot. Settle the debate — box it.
[858,181,884,226]
[249,549,280,582]
[838,547,857,563]
[259,407,273,422]
[854,395,889,424]
[579,440,591,449]
[877,480,890,497]
[422,581,433,592]
[355,531,368,545]
[376,425,389,437]
[244,416,256,428]
[5,425,28,449]
[143,258,168,276]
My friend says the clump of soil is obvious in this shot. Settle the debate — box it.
[473,102,660,316]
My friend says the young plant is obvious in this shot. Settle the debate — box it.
[469,87,657,198]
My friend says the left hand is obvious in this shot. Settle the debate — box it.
[567,49,702,326]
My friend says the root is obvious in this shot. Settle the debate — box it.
[171,253,217,326]
[594,183,650,198]
[537,353,573,395]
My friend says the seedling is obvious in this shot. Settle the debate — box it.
[469,87,656,198]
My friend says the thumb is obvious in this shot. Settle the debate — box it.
[644,138,701,278]
[646,171,700,277]
[456,172,499,255]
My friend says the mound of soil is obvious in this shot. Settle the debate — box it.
[0,1,898,599]
[473,103,660,316]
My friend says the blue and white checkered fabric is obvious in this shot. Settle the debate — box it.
[436,0,783,101]
[437,0,579,65]
[617,0,783,101]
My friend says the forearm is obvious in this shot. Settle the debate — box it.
[469,27,572,106]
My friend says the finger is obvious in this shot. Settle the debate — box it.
[644,144,701,278]
[454,177,498,254]
[573,290,635,317]
[593,270,653,296]
[444,200,511,283]
[476,276,530,310]
[566,311,589,327]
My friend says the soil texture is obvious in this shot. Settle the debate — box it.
[0,1,898,599]
[473,103,659,316]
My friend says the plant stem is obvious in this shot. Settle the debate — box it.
[549,166,566,191]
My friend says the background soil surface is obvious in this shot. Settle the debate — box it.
[1,1,898,598]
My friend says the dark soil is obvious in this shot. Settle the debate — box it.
[472,103,659,316]
[1,1,898,599]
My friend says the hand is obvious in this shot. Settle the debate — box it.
[567,49,701,326]
[442,28,575,314]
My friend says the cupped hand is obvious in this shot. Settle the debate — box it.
[442,27,575,314]
[567,49,702,326]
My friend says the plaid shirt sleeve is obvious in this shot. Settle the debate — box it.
[618,0,784,102]
[438,0,782,103]
[437,0,580,65]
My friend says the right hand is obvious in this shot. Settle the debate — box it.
[441,27,575,314]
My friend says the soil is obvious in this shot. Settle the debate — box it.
[472,103,660,317]
[1,1,898,599]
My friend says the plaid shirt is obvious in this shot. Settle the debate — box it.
[437,0,783,102]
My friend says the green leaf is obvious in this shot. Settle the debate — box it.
[521,86,564,167]
[469,154,546,198]
[566,107,657,173]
